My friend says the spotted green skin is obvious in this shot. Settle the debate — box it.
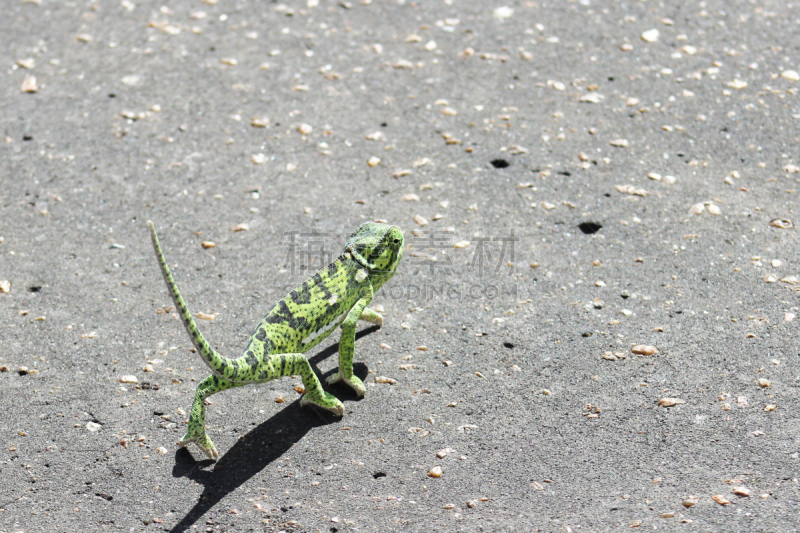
[148,221,404,460]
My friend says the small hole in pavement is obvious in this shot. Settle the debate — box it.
[578,222,602,235]
[490,158,510,169]
[503,342,514,349]
[373,472,386,479]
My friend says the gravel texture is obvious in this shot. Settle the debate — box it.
[1,1,799,531]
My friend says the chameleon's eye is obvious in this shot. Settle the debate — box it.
[392,238,400,244]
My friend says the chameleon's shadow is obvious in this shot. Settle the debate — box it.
[168,326,378,533]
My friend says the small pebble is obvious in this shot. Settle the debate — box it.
[689,203,705,215]
[632,345,658,355]
[20,76,38,93]
[616,185,648,196]
[641,29,660,42]
[769,218,794,229]
[493,6,513,19]
[437,448,455,458]
[428,466,443,478]
[579,93,604,103]
[658,398,685,407]
[711,494,731,505]
[682,496,699,507]
[732,486,750,497]
[781,70,800,81]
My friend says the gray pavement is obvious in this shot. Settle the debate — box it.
[1,0,799,531]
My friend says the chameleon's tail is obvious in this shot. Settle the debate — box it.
[148,221,242,382]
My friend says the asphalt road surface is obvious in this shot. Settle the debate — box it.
[2,0,799,531]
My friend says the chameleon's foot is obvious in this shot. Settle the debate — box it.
[359,308,383,327]
[300,390,345,416]
[326,372,366,398]
[179,431,219,460]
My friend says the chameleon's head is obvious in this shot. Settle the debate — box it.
[346,221,404,275]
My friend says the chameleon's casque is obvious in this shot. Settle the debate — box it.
[148,221,403,459]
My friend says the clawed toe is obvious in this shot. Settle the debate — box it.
[179,434,219,460]
[326,372,366,397]
[300,392,344,416]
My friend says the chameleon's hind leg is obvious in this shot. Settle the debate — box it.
[273,354,345,416]
[326,294,371,397]
[180,374,244,460]
[358,307,384,327]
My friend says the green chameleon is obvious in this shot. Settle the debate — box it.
[148,221,404,459]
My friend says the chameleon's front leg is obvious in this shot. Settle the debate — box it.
[180,374,243,460]
[358,307,383,326]
[272,354,344,416]
[326,293,372,397]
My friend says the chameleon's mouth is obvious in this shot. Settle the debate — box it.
[348,245,374,269]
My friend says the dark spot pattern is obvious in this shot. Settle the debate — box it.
[290,282,312,305]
